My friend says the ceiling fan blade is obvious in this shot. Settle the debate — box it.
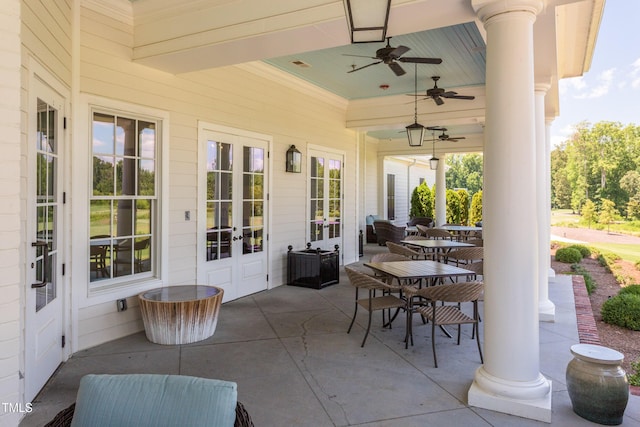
[347,61,382,73]
[426,126,446,131]
[388,62,406,76]
[342,53,378,59]
[389,45,410,58]
[441,91,458,97]
[434,96,445,106]
[450,95,475,100]
[448,137,466,141]
[399,57,443,64]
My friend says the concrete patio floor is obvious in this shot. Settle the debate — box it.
[20,244,640,426]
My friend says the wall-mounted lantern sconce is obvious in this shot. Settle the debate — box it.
[286,145,302,173]
[343,0,391,43]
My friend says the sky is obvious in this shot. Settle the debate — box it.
[549,0,640,147]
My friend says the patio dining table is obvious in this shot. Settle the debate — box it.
[435,225,482,241]
[363,260,475,347]
[400,239,474,262]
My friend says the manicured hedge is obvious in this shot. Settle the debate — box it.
[555,247,582,264]
[601,293,640,331]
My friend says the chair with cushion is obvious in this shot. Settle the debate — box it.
[365,214,382,243]
[407,282,484,367]
[373,220,405,246]
[345,266,407,347]
[45,373,253,427]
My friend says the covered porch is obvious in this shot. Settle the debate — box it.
[21,244,640,426]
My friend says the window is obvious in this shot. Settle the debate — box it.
[387,174,395,220]
[89,111,158,284]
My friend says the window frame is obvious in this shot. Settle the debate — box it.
[77,95,169,303]
[89,110,158,286]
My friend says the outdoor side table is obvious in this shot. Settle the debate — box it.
[139,285,223,345]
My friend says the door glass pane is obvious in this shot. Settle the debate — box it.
[34,99,58,311]
[328,160,342,238]
[206,141,234,261]
[242,147,264,254]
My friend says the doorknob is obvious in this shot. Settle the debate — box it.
[31,241,49,288]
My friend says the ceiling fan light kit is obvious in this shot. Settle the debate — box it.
[343,0,391,43]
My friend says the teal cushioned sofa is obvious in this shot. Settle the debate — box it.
[44,374,253,427]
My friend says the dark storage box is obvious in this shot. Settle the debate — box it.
[287,244,339,289]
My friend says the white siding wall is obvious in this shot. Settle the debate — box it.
[363,137,379,220]
[71,6,358,350]
[383,159,409,226]
[1,0,23,424]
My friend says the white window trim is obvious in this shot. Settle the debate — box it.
[72,95,169,308]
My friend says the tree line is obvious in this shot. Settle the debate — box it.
[551,121,640,220]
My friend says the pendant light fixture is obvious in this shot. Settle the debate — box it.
[406,64,425,147]
[430,138,439,170]
[343,0,391,43]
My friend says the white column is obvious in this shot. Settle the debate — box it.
[0,1,23,426]
[434,153,446,226]
[536,84,555,322]
[468,0,552,423]
[545,119,555,278]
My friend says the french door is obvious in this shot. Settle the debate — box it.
[25,79,65,401]
[308,149,343,251]
[198,126,269,302]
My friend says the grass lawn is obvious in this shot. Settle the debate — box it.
[587,243,640,264]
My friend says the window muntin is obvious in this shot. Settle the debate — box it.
[90,112,157,283]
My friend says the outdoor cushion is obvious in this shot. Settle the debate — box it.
[70,374,237,427]
[365,214,381,225]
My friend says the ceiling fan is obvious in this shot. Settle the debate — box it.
[427,126,466,142]
[410,76,475,105]
[345,37,442,77]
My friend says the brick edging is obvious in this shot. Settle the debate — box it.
[571,275,601,345]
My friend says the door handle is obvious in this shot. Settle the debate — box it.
[31,241,49,288]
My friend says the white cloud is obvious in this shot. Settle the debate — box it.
[574,68,615,99]
[559,76,586,94]
[630,57,640,89]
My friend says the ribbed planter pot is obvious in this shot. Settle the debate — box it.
[566,344,629,425]
[139,285,223,345]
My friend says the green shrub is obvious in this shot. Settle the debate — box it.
[619,284,640,296]
[629,359,640,387]
[566,244,591,258]
[635,260,640,270]
[571,264,597,294]
[601,293,640,331]
[555,247,582,264]
[597,252,620,272]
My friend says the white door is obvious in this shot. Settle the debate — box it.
[25,80,65,401]
[198,127,269,302]
[308,149,344,251]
